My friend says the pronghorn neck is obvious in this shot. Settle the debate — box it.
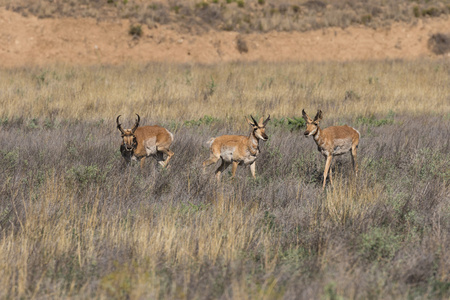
[312,126,322,144]
[248,131,260,155]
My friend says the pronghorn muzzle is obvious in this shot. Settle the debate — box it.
[122,138,136,152]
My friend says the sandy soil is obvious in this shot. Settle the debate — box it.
[0,8,449,67]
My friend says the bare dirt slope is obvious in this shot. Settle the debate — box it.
[0,8,448,67]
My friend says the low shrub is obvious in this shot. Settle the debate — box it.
[428,33,450,55]
[128,24,142,37]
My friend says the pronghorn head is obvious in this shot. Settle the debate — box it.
[302,109,323,137]
[247,115,271,141]
[116,114,140,151]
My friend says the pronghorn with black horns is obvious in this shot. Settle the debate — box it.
[116,114,174,168]
[302,109,360,189]
[203,115,271,181]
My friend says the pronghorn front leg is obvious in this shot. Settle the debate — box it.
[249,162,256,178]
[323,155,333,189]
[140,156,146,169]
[231,161,239,179]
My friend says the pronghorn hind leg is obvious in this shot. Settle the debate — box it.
[329,160,333,186]
[157,146,174,168]
[323,155,333,189]
[203,156,219,167]
[203,153,220,174]
[215,160,230,181]
[203,151,220,167]
[351,146,358,176]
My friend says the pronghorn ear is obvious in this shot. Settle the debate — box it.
[314,110,323,123]
[302,109,311,122]
[258,116,264,125]
[246,117,255,126]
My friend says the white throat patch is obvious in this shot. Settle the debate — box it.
[309,127,317,136]
[313,129,320,140]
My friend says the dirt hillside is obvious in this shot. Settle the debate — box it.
[0,8,449,67]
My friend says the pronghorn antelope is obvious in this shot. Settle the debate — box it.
[203,115,271,181]
[302,109,360,189]
[116,114,174,168]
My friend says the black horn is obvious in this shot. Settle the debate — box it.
[250,115,258,125]
[131,114,140,133]
[263,114,271,126]
[116,115,125,134]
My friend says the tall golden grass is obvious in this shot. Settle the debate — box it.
[0,170,287,298]
[1,60,448,126]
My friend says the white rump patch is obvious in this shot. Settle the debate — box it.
[166,129,174,143]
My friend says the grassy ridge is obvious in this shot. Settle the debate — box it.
[0,61,449,299]
[3,0,450,33]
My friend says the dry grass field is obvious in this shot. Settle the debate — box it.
[0,60,449,299]
[1,60,448,121]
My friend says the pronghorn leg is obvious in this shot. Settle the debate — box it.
[203,156,219,166]
[231,161,239,179]
[323,155,333,189]
[121,158,131,170]
[140,156,146,169]
[120,145,132,167]
[249,162,256,178]
[123,160,130,168]
[122,155,131,167]
[203,153,220,174]
[329,161,333,186]
[351,146,358,176]
[157,147,174,168]
[155,151,164,165]
[215,160,230,181]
